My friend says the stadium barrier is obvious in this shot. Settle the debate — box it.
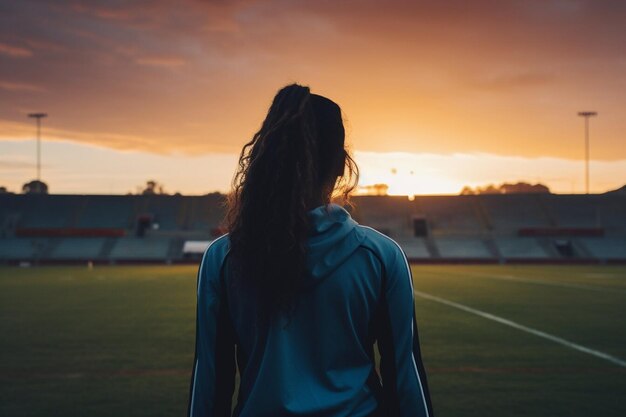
[15,228,126,237]
[518,227,604,237]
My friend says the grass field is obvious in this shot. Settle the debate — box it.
[1,264,625,416]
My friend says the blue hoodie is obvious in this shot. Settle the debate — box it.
[188,204,433,417]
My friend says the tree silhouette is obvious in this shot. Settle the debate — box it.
[22,180,48,194]
[461,181,550,195]
[140,180,166,195]
[359,183,389,196]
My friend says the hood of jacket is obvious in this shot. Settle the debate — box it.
[306,203,366,283]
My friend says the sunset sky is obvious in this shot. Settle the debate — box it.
[1,0,625,195]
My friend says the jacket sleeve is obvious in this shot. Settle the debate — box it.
[376,244,433,417]
[188,242,236,417]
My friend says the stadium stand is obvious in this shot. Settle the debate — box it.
[134,195,183,230]
[414,195,485,235]
[434,237,494,259]
[75,196,134,229]
[351,196,415,238]
[0,238,46,261]
[185,193,225,232]
[393,237,431,259]
[595,195,626,232]
[109,237,171,261]
[578,237,626,261]
[50,238,107,261]
[478,194,551,232]
[542,194,599,228]
[14,195,79,228]
[494,237,550,259]
[1,193,625,263]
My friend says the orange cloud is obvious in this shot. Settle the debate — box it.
[135,56,187,68]
[0,0,624,161]
[0,120,160,153]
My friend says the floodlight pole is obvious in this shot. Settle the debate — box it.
[577,111,597,194]
[28,113,47,181]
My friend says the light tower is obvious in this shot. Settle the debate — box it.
[577,111,597,194]
[28,112,47,181]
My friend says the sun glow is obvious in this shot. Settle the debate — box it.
[352,150,626,197]
[355,171,462,196]
[385,173,461,196]
[354,151,466,196]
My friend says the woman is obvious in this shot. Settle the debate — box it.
[188,84,433,417]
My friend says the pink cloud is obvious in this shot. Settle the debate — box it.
[0,81,45,92]
[0,42,32,58]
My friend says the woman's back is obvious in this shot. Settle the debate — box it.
[189,204,432,416]
[188,84,432,416]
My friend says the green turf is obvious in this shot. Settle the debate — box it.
[0,265,624,416]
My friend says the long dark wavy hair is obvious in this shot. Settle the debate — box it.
[226,84,359,317]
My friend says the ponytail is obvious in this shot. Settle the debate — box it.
[226,84,358,317]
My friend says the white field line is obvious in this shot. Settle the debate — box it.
[585,273,624,280]
[478,273,626,294]
[430,269,625,294]
[413,290,626,368]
